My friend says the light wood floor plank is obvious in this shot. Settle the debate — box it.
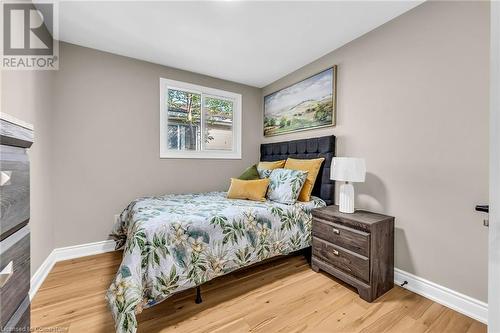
[31,251,487,333]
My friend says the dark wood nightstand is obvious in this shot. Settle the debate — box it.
[311,205,394,302]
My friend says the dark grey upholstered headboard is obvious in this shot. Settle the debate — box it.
[260,135,336,205]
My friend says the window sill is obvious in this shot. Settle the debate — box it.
[160,151,242,160]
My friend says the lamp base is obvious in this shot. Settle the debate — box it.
[339,182,355,213]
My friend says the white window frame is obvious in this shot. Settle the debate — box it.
[160,78,242,159]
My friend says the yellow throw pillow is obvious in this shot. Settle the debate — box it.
[257,160,286,170]
[227,178,270,202]
[284,157,325,202]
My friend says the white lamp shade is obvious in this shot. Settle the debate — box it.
[331,157,366,182]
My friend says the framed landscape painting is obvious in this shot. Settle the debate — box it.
[264,66,337,137]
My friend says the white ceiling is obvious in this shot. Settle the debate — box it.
[59,1,423,88]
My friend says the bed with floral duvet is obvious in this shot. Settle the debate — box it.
[106,191,326,333]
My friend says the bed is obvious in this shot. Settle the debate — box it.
[106,135,335,333]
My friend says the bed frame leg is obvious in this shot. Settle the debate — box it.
[195,286,203,304]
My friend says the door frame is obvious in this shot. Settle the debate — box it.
[489,1,499,332]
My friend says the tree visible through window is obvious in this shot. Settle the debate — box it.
[160,78,241,159]
[167,89,201,150]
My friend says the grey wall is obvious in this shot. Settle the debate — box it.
[1,70,55,277]
[262,1,489,302]
[51,43,262,248]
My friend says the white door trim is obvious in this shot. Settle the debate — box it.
[489,2,500,332]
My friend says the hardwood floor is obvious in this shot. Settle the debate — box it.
[32,251,486,333]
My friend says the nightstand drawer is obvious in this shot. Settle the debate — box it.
[312,237,369,282]
[312,217,370,257]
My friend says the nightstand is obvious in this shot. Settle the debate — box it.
[311,205,394,302]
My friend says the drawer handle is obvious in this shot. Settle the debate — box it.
[0,171,12,186]
[0,261,13,287]
[332,249,339,256]
[332,228,340,235]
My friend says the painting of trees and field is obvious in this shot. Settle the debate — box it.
[264,67,336,137]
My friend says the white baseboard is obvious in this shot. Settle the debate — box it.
[395,268,488,324]
[29,240,116,300]
[51,239,116,262]
[30,240,488,325]
[30,251,57,300]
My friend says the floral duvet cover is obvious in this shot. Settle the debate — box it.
[106,191,326,333]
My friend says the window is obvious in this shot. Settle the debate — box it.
[160,78,242,159]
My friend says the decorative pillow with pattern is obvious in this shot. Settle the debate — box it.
[257,168,273,179]
[267,168,308,204]
[257,160,285,179]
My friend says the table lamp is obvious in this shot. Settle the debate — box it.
[331,157,366,213]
